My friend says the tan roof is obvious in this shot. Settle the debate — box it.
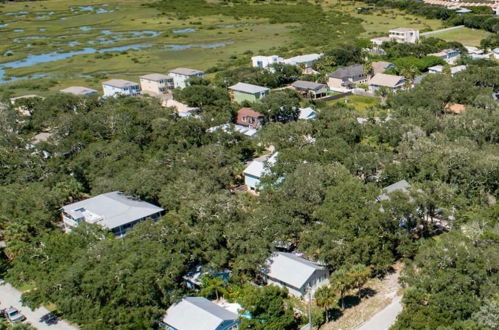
[102,79,139,88]
[140,73,172,81]
[165,99,199,114]
[60,86,98,95]
[369,73,406,88]
[371,61,392,75]
[169,68,204,76]
[445,103,466,114]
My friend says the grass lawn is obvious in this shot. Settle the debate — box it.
[326,95,381,115]
[422,27,491,46]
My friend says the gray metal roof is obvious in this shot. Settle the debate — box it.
[60,86,98,96]
[378,180,411,201]
[140,73,172,81]
[265,252,325,290]
[229,82,269,94]
[62,191,164,229]
[329,64,365,79]
[163,297,238,330]
[169,67,204,76]
[102,79,139,88]
[291,80,326,91]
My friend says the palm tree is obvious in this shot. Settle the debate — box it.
[315,286,338,323]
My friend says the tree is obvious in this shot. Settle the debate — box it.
[315,285,338,323]
[254,90,300,123]
[200,275,227,301]
[329,266,356,310]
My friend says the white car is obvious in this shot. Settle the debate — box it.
[5,307,26,323]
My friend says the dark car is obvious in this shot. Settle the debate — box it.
[40,312,58,325]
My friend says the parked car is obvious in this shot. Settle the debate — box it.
[5,307,26,323]
[40,312,58,325]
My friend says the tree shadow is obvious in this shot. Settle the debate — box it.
[343,288,378,309]
[329,308,343,322]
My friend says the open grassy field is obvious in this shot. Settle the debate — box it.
[422,27,491,46]
[326,95,382,115]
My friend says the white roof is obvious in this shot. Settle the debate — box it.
[284,53,322,65]
[207,124,257,137]
[265,252,325,290]
[389,27,418,33]
[62,191,164,230]
[378,180,411,201]
[60,86,98,96]
[102,79,139,88]
[493,48,499,54]
[429,65,444,72]
[298,107,317,120]
[140,73,172,81]
[229,82,269,94]
[163,297,238,330]
[243,152,278,178]
[451,65,466,74]
[169,67,204,76]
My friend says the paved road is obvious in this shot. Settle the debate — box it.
[0,281,78,330]
[356,295,403,330]
[421,25,465,36]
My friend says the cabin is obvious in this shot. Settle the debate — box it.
[291,80,328,98]
[102,79,140,97]
[328,64,367,90]
[140,73,174,95]
[263,252,329,300]
[61,191,164,237]
[368,73,407,92]
[243,153,278,191]
[236,107,264,129]
[228,83,269,103]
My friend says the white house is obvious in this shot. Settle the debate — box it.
[60,86,98,96]
[428,65,444,74]
[263,252,329,300]
[243,152,278,191]
[161,297,239,330]
[493,48,499,60]
[169,68,204,89]
[251,55,284,69]
[298,107,317,120]
[428,65,467,75]
[140,73,174,95]
[388,28,420,43]
[428,49,460,64]
[368,73,407,92]
[377,180,411,202]
[283,53,322,68]
[61,191,164,237]
[102,79,140,97]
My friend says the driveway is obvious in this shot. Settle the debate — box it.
[0,281,78,329]
[356,295,403,330]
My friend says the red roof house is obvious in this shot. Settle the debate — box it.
[236,107,264,129]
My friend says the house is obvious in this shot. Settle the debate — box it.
[236,107,264,129]
[377,180,411,202]
[370,36,392,47]
[161,297,239,330]
[493,48,499,60]
[228,83,269,103]
[140,73,174,95]
[61,191,164,237]
[388,28,420,43]
[165,99,199,118]
[298,107,317,120]
[102,79,140,97]
[251,55,284,69]
[428,49,460,64]
[445,102,466,114]
[208,124,258,138]
[263,252,329,300]
[243,152,278,191]
[169,68,204,89]
[368,73,407,92]
[371,61,394,75]
[283,53,322,68]
[60,86,98,96]
[428,65,466,75]
[465,46,490,60]
[328,64,367,90]
[291,80,328,99]
[428,65,444,74]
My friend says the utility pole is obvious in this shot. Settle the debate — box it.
[307,285,312,329]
